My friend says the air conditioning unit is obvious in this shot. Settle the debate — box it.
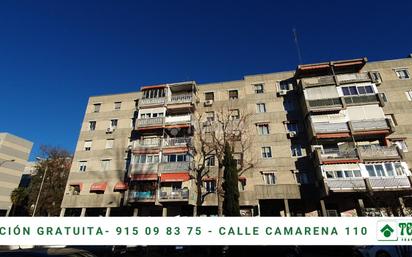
[277,90,287,96]
[106,127,114,134]
[287,131,297,138]
[204,100,214,106]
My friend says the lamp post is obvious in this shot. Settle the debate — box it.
[32,157,48,217]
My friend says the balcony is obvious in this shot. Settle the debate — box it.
[336,73,371,84]
[128,190,156,202]
[136,117,164,128]
[159,188,189,201]
[133,138,161,148]
[351,119,391,133]
[307,98,343,112]
[139,97,166,107]
[169,94,193,104]
[254,184,300,200]
[158,162,191,173]
[300,75,335,88]
[163,137,192,147]
[313,122,350,134]
[343,94,382,106]
[61,194,122,208]
[368,177,411,189]
[325,178,366,191]
[317,148,358,164]
[130,163,158,174]
[358,145,401,161]
[165,114,192,126]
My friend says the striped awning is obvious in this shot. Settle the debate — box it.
[160,173,190,182]
[131,174,158,181]
[90,182,107,192]
[114,182,128,191]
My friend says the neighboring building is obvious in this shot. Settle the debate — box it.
[61,54,412,217]
[0,133,33,216]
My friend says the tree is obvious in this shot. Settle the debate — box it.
[10,187,28,216]
[222,142,240,216]
[28,146,72,216]
[192,102,255,216]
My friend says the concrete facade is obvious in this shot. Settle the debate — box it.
[62,55,412,217]
[0,133,33,216]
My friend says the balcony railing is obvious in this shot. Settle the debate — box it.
[165,114,192,125]
[163,137,192,147]
[61,194,122,208]
[358,145,400,160]
[133,138,161,148]
[313,122,350,133]
[136,117,164,128]
[159,189,189,201]
[158,161,191,173]
[128,191,156,201]
[336,73,371,84]
[307,98,342,109]
[368,177,410,189]
[343,94,379,105]
[351,119,389,132]
[139,97,166,107]
[130,163,158,174]
[300,75,335,87]
[169,94,193,104]
[321,148,358,160]
[326,178,366,190]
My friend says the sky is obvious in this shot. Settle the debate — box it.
[0,0,411,160]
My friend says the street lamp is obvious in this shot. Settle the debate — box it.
[32,157,48,217]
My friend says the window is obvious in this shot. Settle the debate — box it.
[392,140,408,152]
[110,119,118,129]
[205,92,214,101]
[238,178,246,191]
[89,121,96,131]
[205,111,214,122]
[261,147,272,158]
[279,81,291,91]
[365,163,406,177]
[291,145,303,157]
[344,170,362,178]
[105,139,114,149]
[83,140,92,151]
[228,90,239,99]
[254,84,264,94]
[163,154,189,162]
[283,98,296,111]
[206,155,215,167]
[79,161,87,172]
[286,122,299,133]
[369,71,382,82]
[101,159,111,171]
[325,170,361,179]
[395,69,410,80]
[341,85,374,96]
[135,154,159,164]
[114,102,121,110]
[297,172,310,184]
[257,124,270,135]
[405,90,412,101]
[262,172,276,185]
[385,114,397,127]
[93,103,101,113]
[230,109,240,120]
[204,179,216,192]
[256,103,266,113]
[69,185,81,195]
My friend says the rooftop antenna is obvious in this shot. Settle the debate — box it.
[293,28,303,64]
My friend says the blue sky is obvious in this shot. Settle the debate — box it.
[1,0,411,160]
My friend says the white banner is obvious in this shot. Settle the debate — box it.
[0,217,411,245]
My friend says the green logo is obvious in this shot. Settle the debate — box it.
[380,224,394,238]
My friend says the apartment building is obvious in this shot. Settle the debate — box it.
[61,54,412,217]
[0,133,33,216]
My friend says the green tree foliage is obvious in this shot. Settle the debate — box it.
[222,143,240,216]
[10,187,29,215]
[28,146,72,216]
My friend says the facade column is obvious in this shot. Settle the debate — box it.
[357,198,365,217]
[59,208,66,217]
[105,207,111,217]
[80,208,86,217]
[399,197,406,217]
[320,199,327,217]
[284,199,291,217]
[5,208,11,217]
[162,207,168,217]
[257,202,261,217]
[133,208,139,217]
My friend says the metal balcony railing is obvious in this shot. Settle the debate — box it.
[158,162,191,173]
[313,122,350,133]
[321,148,358,160]
[300,75,335,87]
[308,98,342,108]
[159,189,189,200]
[351,119,389,131]
[130,163,159,174]
[368,177,410,189]
[163,137,192,147]
[357,145,400,160]
[336,73,371,84]
[139,97,166,106]
[325,178,366,190]
[133,138,161,148]
[169,94,193,104]
[343,94,379,105]
[164,114,192,125]
[136,117,164,128]
[128,191,156,201]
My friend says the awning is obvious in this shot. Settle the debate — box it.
[160,173,190,182]
[90,182,107,192]
[141,84,167,90]
[131,174,158,181]
[114,182,128,191]
[162,147,189,154]
[165,124,190,129]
